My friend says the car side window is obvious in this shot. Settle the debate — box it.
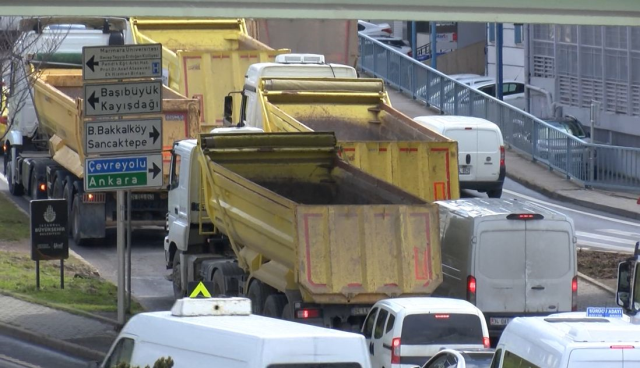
[103,337,135,368]
[502,350,540,368]
[503,83,517,95]
[358,24,365,31]
[514,83,525,94]
[490,349,503,368]
[479,85,496,96]
[362,307,378,338]
[169,152,181,190]
[374,309,388,339]
[385,314,395,334]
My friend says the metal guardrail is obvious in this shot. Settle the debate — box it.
[357,33,640,192]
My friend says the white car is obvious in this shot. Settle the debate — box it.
[362,297,490,368]
[358,20,392,37]
[373,36,412,56]
[472,80,526,110]
[419,348,495,368]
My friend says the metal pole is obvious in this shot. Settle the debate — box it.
[117,190,125,325]
[590,101,598,183]
[126,190,132,313]
[60,259,64,289]
[430,22,437,69]
[36,260,40,290]
[411,21,417,61]
[496,23,504,101]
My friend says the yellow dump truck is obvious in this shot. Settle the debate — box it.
[228,72,460,202]
[131,18,289,130]
[8,68,199,245]
[165,131,442,330]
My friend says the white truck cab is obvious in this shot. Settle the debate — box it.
[223,53,358,128]
[99,297,372,368]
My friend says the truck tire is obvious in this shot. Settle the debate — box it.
[51,175,65,198]
[7,160,23,196]
[172,252,186,299]
[72,196,92,246]
[487,187,503,198]
[263,294,287,319]
[212,263,244,297]
[247,280,275,315]
[62,182,74,234]
[282,303,294,320]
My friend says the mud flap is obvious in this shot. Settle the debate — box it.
[74,198,106,239]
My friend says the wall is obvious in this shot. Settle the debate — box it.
[486,23,525,81]
[433,41,485,75]
[457,22,486,49]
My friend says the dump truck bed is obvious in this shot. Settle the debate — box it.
[32,69,199,181]
[197,132,442,304]
[131,18,288,130]
[260,78,461,202]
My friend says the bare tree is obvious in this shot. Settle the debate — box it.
[0,16,70,142]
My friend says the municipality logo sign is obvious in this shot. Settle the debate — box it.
[44,205,56,223]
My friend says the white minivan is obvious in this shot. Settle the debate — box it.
[434,198,578,339]
[492,311,640,367]
[99,297,371,368]
[361,297,490,368]
[413,116,505,198]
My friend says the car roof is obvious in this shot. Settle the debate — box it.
[413,115,501,132]
[506,313,640,344]
[435,198,571,221]
[375,297,480,313]
[472,80,522,89]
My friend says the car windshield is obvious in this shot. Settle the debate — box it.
[459,352,495,368]
[401,313,484,345]
[545,120,586,138]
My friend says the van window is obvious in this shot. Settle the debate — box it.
[502,350,540,368]
[400,313,484,345]
[385,314,395,333]
[374,309,388,338]
[103,337,135,368]
[526,230,571,278]
[490,349,502,368]
[362,307,378,337]
[478,130,500,153]
[479,231,525,280]
[269,364,362,368]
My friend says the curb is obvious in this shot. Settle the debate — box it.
[577,272,616,296]
[505,166,640,221]
[0,321,105,362]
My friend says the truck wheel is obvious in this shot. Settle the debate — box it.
[282,303,293,320]
[247,280,275,315]
[62,182,74,234]
[7,160,24,196]
[172,252,186,299]
[51,175,65,198]
[71,196,92,246]
[487,187,503,198]
[212,262,245,297]
[263,294,287,319]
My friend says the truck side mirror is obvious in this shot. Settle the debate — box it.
[617,261,632,309]
[223,95,233,126]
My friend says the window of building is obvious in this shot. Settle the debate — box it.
[514,24,523,45]
[488,23,495,43]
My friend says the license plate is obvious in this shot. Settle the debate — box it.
[351,307,371,316]
[490,317,513,326]
[131,194,155,201]
[459,165,471,175]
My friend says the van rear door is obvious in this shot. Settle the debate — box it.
[476,128,501,182]
[524,220,574,313]
[568,348,623,368]
[475,220,527,313]
[444,128,478,181]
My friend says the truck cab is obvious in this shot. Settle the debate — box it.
[224,53,358,128]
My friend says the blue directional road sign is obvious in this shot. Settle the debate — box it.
[84,154,163,191]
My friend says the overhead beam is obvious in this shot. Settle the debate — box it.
[0,0,639,26]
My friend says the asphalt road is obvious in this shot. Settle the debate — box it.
[0,334,89,368]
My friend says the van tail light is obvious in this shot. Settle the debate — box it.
[499,145,505,167]
[483,337,490,348]
[467,275,477,305]
[571,276,578,311]
[391,338,401,364]
[382,27,392,34]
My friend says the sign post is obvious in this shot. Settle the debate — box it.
[30,199,69,290]
[82,44,163,326]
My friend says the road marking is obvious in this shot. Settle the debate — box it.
[0,353,41,368]
[576,240,633,253]
[576,231,638,245]
[598,229,640,238]
[503,189,640,228]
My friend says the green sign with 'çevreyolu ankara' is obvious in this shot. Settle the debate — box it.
[84,154,164,192]
[86,172,147,190]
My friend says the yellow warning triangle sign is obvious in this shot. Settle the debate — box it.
[189,281,212,298]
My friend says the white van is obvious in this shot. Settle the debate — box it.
[413,116,505,198]
[361,297,490,368]
[493,310,640,367]
[99,297,371,368]
[434,198,577,339]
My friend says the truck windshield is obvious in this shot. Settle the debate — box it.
[401,313,484,345]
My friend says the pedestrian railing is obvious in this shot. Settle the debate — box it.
[358,33,640,192]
